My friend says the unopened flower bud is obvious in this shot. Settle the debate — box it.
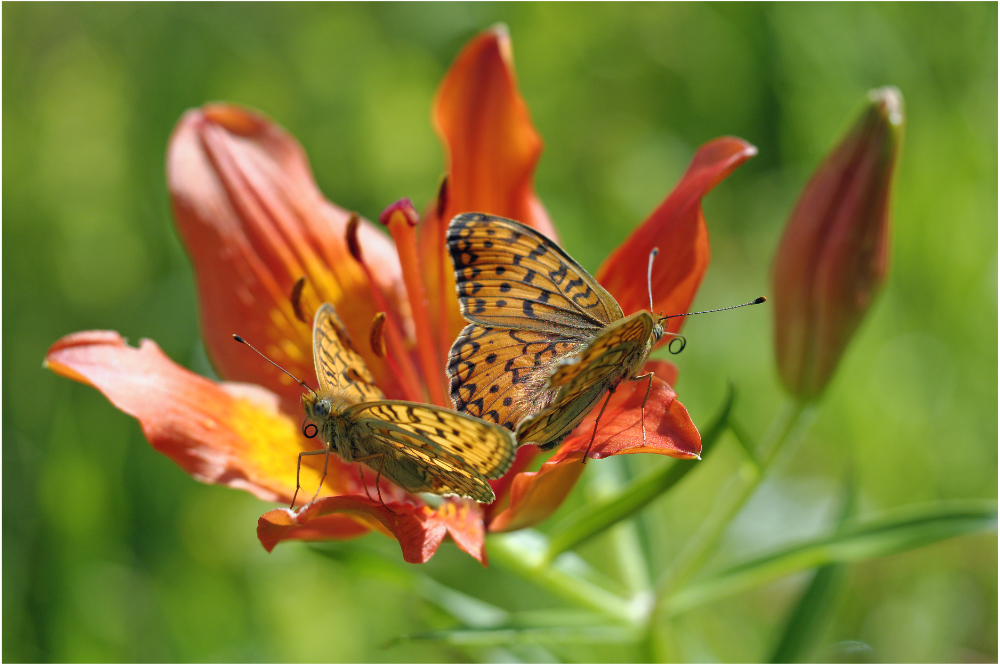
[772,87,904,400]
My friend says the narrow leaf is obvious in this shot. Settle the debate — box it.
[387,624,640,647]
[768,467,857,663]
[668,500,997,615]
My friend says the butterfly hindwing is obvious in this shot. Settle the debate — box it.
[312,303,385,402]
[516,311,655,449]
[347,401,517,502]
[448,213,623,338]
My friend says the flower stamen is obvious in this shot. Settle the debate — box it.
[380,199,449,407]
[345,214,425,401]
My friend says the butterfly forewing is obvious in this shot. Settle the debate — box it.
[448,213,623,337]
[312,303,385,402]
[448,323,586,431]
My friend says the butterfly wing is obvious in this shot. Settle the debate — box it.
[448,323,586,431]
[516,311,656,450]
[448,213,624,336]
[346,401,518,502]
[312,303,385,402]
[447,213,626,437]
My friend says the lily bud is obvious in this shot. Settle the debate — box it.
[772,87,904,400]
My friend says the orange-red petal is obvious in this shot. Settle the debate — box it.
[43,330,355,502]
[257,495,489,565]
[483,445,541,523]
[488,451,587,533]
[596,137,757,334]
[167,104,410,412]
[422,26,558,362]
[434,499,489,565]
[552,362,701,461]
[431,25,554,236]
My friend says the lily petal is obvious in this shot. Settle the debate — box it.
[554,361,700,460]
[434,499,489,565]
[257,496,489,565]
[43,330,354,502]
[483,446,541,524]
[596,137,757,334]
[167,104,410,412]
[431,25,554,236]
[488,451,587,533]
[422,25,558,364]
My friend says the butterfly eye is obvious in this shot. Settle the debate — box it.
[652,322,665,343]
[313,399,332,418]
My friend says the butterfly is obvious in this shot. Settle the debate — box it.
[446,212,669,454]
[293,302,517,506]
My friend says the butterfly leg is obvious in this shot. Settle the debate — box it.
[292,447,330,508]
[353,453,396,515]
[372,454,395,514]
[582,387,616,463]
[357,466,376,503]
[629,371,656,447]
[310,449,332,504]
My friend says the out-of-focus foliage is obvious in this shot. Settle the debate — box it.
[4,3,996,662]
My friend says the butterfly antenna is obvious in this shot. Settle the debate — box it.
[647,247,659,313]
[232,334,317,396]
[661,296,767,321]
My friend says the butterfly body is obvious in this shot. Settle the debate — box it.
[299,303,516,504]
[447,213,665,451]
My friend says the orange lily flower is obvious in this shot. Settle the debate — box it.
[44,26,754,563]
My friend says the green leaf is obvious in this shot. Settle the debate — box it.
[667,499,997,616]
[768,467,857,663]
[386,624,641,647]
[542,385,736,562]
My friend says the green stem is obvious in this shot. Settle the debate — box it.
[655,397,814,605]
[592,456,651,594]
[489,530,649,625]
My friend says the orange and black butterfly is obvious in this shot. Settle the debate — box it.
[294,303,517,505]
[446,213,669,453]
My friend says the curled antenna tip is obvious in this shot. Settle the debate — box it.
[754,296,767,304]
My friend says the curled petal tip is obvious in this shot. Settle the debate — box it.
[379,198,420,228]
[870,86,904,126]
[201,103,263,135]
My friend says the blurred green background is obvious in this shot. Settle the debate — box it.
[4,2,996,662]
